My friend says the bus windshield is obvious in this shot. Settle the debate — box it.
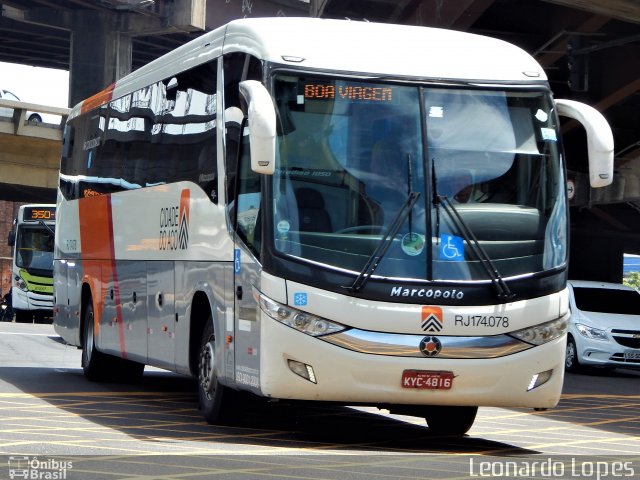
[15,226,55,273]
[271,73,566,282]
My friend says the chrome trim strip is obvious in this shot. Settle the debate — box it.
[321,329,532,358]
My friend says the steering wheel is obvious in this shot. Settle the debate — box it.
[336,225,386,234]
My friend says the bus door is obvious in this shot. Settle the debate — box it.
[233,245,262,393]
[231,129,263,393]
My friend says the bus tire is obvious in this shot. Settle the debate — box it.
[424,406,478,436]
[81,300,111,381]
[198,317,235,424]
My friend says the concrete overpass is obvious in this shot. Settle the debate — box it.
[0,99,69,202]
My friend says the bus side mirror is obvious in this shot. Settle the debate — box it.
[555,99,614,188]
[239,80,276,175]
[7,230,15,247]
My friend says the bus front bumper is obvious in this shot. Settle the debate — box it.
[13,289,54,312]
[259,317,565,409]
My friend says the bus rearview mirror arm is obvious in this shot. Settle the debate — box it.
[239,80,276,175]
[555,99,614,188]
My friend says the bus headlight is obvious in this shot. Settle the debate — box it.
[258,293,347,337]
[508,318,567,346]
[14,275,28,292]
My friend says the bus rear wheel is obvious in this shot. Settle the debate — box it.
[198,318,236,424]
[82,301,110,380]
[424,406,478,436]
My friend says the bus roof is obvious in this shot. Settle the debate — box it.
[71,17,547,118]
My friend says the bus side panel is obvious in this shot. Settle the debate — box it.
[53,259,78,345]
[81,259,147,364]
[113,260,148,364]
[233,245,262,394]
[54,197,82,345]
[174,261,234,379]
[147,260,175,370]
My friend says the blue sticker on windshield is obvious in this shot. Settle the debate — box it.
[439,234,464,261]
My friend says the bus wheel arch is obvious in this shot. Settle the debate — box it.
[189,291,212,377]
[80,287,108,380]
[79,283,93,348]
[190,291,237,424]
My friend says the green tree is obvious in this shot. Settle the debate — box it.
[623,271,640,290]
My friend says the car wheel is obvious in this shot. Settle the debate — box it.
[424,406,478,436]
[565,335,582,373]
[27,113,42,123]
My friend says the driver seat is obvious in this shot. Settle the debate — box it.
[295,188,332,233]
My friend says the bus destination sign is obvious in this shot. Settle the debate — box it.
[304,83,393,103]
[23,206,56,222]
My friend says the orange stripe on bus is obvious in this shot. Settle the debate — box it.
[80,83,115,114]
[78,194,127,358]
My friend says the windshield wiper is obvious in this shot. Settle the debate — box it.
[435,194,514,302]
[347,191,421,293]
[38,220,55,236]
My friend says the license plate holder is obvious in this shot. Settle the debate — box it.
[624,351,640,360]
[401,370,454,390]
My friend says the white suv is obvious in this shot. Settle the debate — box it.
[566,280,640,372]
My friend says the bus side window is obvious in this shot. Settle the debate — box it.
[224,52,263,257]
[236,129,261,258]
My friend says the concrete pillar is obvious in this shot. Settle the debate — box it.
[69,10,132,107]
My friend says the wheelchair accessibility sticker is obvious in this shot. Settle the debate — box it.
[439,233,464,261]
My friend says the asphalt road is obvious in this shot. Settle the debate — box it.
[0,322,638,479]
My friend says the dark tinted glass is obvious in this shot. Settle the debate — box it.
[573,286,640,315]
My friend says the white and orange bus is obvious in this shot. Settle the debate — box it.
[53,18,613,435]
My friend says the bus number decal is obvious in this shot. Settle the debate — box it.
[236,366,259,388]
[454,315,509,328]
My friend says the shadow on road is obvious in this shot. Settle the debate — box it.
[505,367,640,439]
[0,363,537,456]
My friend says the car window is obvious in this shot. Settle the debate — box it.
[572,286,640,315]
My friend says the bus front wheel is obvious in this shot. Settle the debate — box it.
[198,318,236,424]
[424,406,478,436]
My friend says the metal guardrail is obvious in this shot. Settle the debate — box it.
[0,98,70,141]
